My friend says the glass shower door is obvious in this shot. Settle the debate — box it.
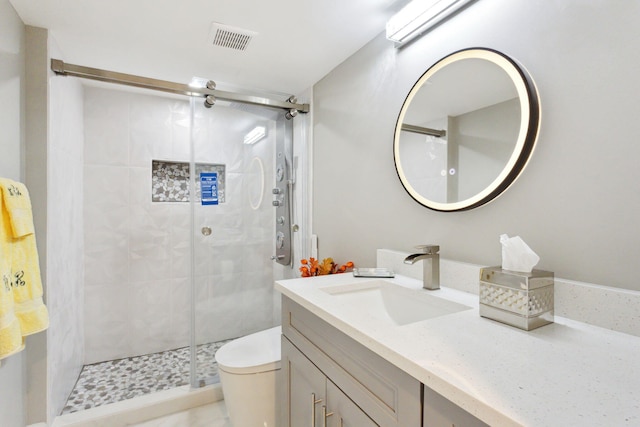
[188,97,281,387]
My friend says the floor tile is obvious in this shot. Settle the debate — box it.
[62,340,231,415]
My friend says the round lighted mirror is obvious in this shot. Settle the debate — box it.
[393,48,540,211]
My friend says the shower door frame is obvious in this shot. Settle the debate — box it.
[188,101,296,387]
[51,59,309,114]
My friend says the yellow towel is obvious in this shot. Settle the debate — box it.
[0,187,25,359]
[1,180,35,237]
[0,257,24,360]
[0,179,49,337]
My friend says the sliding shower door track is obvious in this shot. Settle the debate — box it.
[50,59,309,114]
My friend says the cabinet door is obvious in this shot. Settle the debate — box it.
[282,337,327,427]
[282,297,421,426]
[423,386,489,427]
[327,380,378,427]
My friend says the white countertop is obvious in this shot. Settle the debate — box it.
[275,274,640,427]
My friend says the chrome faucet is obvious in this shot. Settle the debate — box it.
[404,245,440,290]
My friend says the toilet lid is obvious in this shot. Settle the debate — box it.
[215,326,282,374]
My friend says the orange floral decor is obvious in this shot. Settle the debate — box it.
[299,258,354,277]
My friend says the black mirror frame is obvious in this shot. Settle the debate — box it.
[393,47,540,212]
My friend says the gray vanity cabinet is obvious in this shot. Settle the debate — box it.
[280,296,490,427]
[281,297,421,427]
[283,336,326,425]
[326,378,378,426]
[423,387,489,427]
[283,337,377,426]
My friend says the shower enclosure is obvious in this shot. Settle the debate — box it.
[189,95,291,387]
[61,62,305,413]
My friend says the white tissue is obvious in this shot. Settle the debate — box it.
[500,234,540,273]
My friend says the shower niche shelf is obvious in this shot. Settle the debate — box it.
[151,160,226,203]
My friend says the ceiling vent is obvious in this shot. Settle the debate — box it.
[209,22,257,51]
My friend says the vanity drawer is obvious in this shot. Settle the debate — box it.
[282,297,421,427]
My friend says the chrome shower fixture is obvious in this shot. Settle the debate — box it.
[285,109,298,120]
[202,81,217,108]
[285,96,298,120]
[51,59,310,114]
[204,95,216,108]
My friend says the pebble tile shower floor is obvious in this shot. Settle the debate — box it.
[62,340,232,414]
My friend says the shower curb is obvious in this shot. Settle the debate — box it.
[48,384,223,427]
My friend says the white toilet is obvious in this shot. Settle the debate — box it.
[215,326,282,427]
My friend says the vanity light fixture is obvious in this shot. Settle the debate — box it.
[386,0,476,46]
[244,126,266,145]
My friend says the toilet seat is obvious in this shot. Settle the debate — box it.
[215,326,282,374]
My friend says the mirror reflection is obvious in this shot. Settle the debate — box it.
[394,48,539,211]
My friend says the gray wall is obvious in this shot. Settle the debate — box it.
[313,0,640,291]
[455,98,520,201]
[0,0,27,426]
[3,24,86,424]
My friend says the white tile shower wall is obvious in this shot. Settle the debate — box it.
[48,46,85,419]
[83,87,277,364]
[377,249,640,337]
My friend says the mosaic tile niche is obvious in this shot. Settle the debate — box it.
[151,160,226,203]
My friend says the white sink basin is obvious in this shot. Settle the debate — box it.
[321,280,471,326]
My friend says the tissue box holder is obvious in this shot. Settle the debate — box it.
[479,266,554,331]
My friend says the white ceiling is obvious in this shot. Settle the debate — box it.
[10,0,405,96]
